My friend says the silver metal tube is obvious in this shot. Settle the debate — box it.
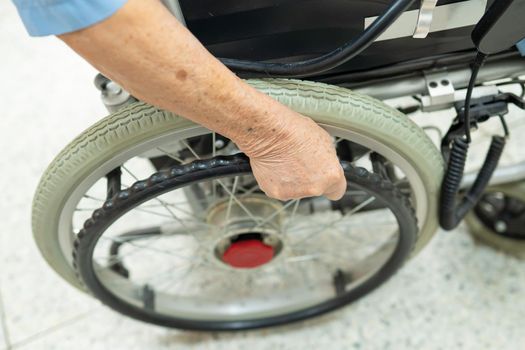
[353,57,525,100]
[162,0,187,26]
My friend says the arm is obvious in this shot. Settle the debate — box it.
[59,0,346,200]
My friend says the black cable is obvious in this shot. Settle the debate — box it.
[439,51,508,231]
[463,52,489,142]
[220,0,417,77]
[498,114,510,137]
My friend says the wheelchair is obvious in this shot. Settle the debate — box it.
[32,0,525,330]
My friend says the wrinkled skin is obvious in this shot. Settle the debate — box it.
[243,112,346,201]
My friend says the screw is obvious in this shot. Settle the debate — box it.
[493,192,505,200]
[215,139,225,149]
[104,81,123,96]
[481,203,494,213]
[495,220,507,233]
[263,235,279,247]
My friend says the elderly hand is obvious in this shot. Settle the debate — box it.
[237,106,346,201]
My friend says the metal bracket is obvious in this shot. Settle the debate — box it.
[420,69,507,111]
[422,70,456,109]
[421,70,501,112]
[100,81,134,113]
[94,74,136,113]
[413,0,438,38]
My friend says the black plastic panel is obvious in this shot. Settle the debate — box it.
[472,0,525,54]
[179,0,493,75]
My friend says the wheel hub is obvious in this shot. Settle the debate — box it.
[222,236,275,268]
[206,194,285,269]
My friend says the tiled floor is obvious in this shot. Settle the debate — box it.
[1,2,525,349]
[0,289,9,348]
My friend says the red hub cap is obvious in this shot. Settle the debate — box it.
[222,239,275,268]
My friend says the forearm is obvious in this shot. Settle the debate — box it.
[56,0,346,200]
[58,0,291,150]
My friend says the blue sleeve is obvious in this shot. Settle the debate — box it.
[518,39,525,56]
[12,0,128,37]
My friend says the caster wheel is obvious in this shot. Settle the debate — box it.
[465,182,525,258]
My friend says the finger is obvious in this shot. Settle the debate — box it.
[324,173,347,201]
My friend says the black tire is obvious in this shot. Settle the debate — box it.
[74,156,418,331]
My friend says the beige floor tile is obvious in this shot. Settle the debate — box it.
[0,292,9,350]
[7,230,525,350]
[0,2,106,345]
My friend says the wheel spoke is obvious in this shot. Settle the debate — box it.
[95,224,209,268]
[122,165,196,230]
[157,147,184,164]
[285,199,301,229]
[293,196,376,246]
[103,262,194,288]
[82,194,105,202]
[253,199,300,230]
[238,183,260,196]
[75,207,105,212]
[98,235,206,264]
[287,245,363,263]
[286,253,323,263]
[212,132,217,202]
[81,191,205,226]
[181,140,200,159]
[182,140,261,223]
[216,179,262,224]
[156,261,204,295]
[287,219,395,235]
[141,203,203,219]
[223,176,239,230]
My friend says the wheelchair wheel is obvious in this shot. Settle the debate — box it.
[465,182,525,259]
[32,79,444,329]
[73,158,417,330]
